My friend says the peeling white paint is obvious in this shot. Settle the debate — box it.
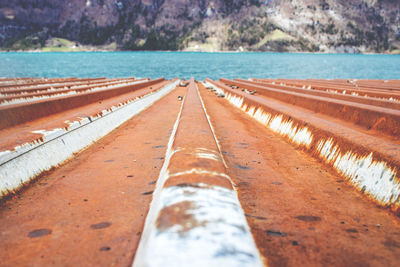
[193,151,221,161]
[32,128,67,140]
[0,150,11,160]
[269,115,313,147]
[135,185,263,267]
[252,107,272,125]
[0,91,79,106]
[0,80,179,196]
[317,139,400,205]
[223,91,313,148]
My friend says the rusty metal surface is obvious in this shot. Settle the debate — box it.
[206,78,400,215]
[239,79,400,110]
[198,82,400,266]
[255,78,400,100]
[133,80,262,267]
[0,78,139,101]
[0,77,106,90]
[270,78,400,92]
[0,78,165,130]
[0,79,149,109]
[0,76,399,266]
[0,79,177,199]
[0,80,172,153]
[0,84,186,267]
[220,78,400,138]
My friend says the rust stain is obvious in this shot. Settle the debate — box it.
[156,201,206,234]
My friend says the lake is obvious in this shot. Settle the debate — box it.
[0,51,399,80]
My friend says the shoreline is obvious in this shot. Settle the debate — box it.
[1,49,400,55]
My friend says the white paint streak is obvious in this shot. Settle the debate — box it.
[193,152,220,161]
[269,115,313,147]
[0,91,79,106]
[223,91,313,148]
[317,139,399,205]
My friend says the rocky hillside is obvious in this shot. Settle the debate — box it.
[0,0,399,53]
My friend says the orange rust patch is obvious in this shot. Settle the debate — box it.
[156,201,206,234]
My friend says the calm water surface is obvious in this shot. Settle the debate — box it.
[0,51,399,80]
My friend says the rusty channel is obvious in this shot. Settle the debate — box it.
[220,78,400,138]
[0,77,132,95]
[241,79,400,110]
[0,79,173,155]
[255,78,400,101]
[0,78,108,93]
[0,78,147,106]
[0,77,107,90]
[268,78,400,92]
[0,78,165,130]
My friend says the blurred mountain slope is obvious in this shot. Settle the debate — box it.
[0,0,399,53]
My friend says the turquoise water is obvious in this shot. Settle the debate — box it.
[0,52,399,80]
